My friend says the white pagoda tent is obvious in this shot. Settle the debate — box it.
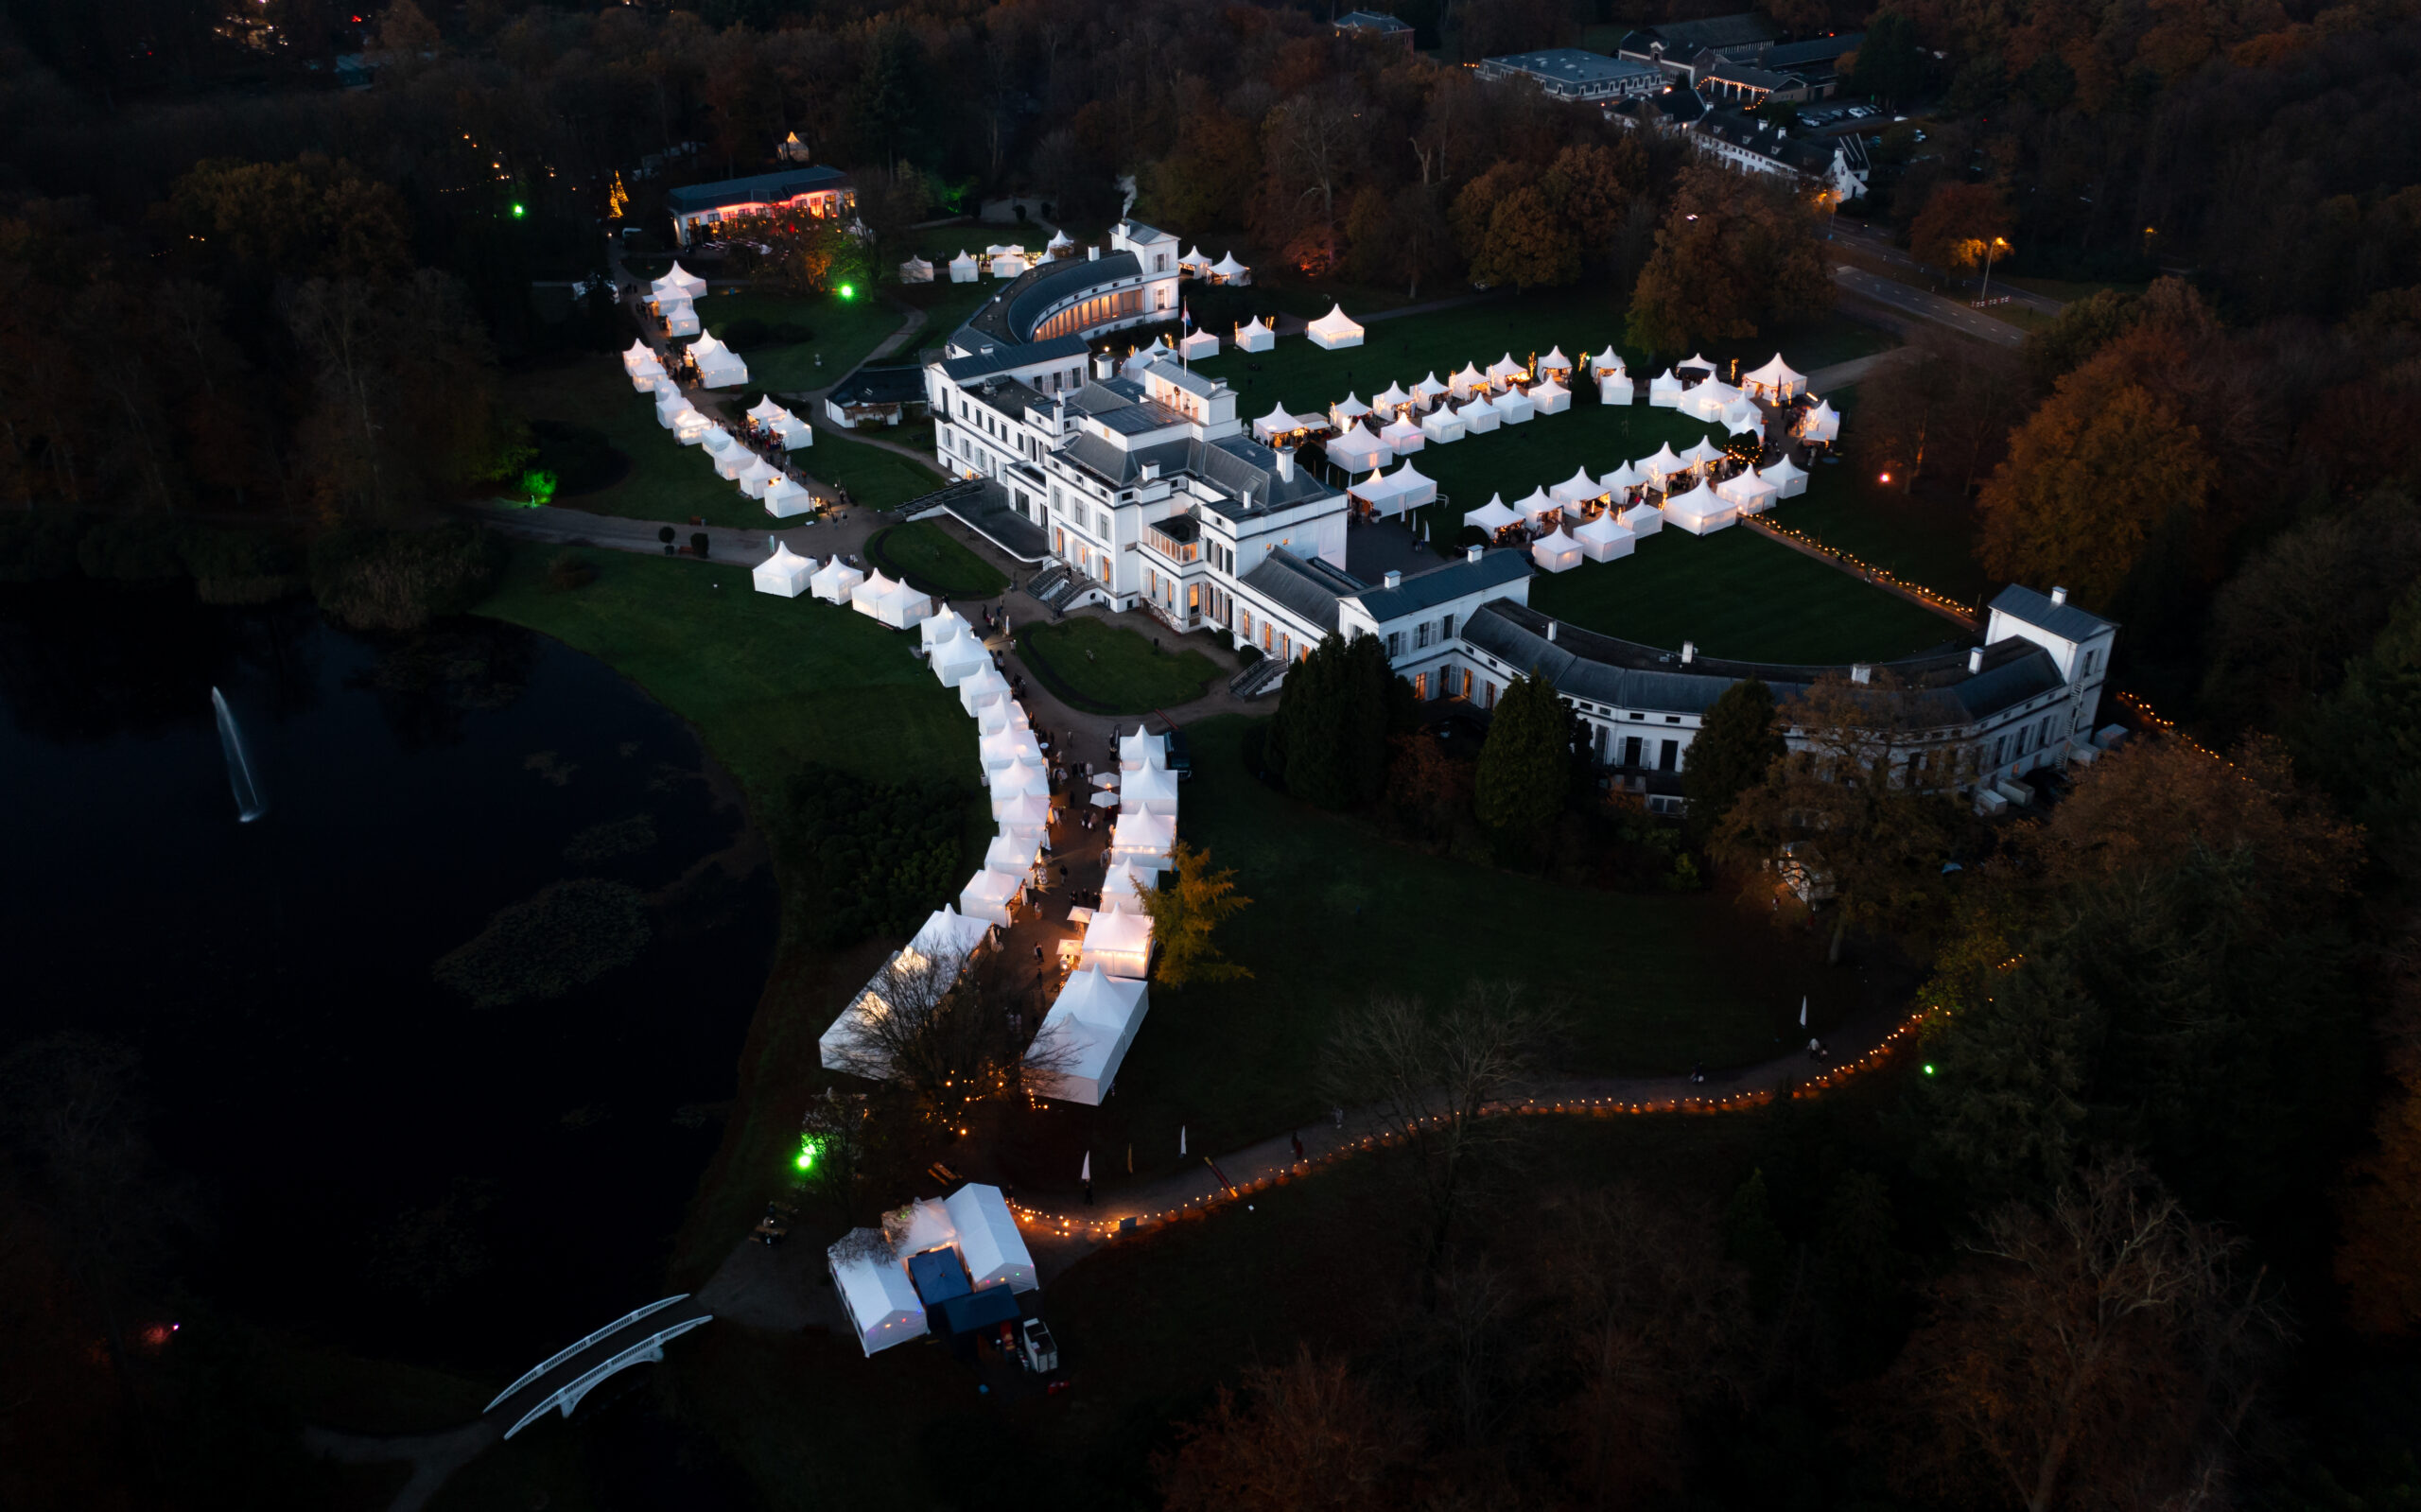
[1179,328,1219,360]
[1743,353,1807,401]
[752,541,815,598]
[1530,529,1584,573]
[1371,381,1412,419]
[688,333,748,388]
[958,867,1021,928]
[1721,398,1765,437]
[1677,352,1716,380]
[1233,316,1275,354]
[655,389,696,428]
[984,831,1039,878]
[1123,761,1180,816]
[1685,378,1743,422]
[1619,502,1664,538]
[763,478,813,518]
[1594,347,1631,405]
[959,663,1013,714]
[1180,245,1210,276]
[996,792,1053,844]
[988,246,1031,278]
[810,557,863,603]
[1045,229,1075,258]
[655,262,708,301]
[948,250,980,283]
[1647,370,1685,408]
[1459,393,1503,435]
[1307,304,1364,350]
[1575,509,1637,563]
[1325,423,1391,474]
[1486,354,1526,391]
[1717,466,1781,515]
[1209,252,1250,285]
[624,339,665,374]
[1538,346,1574,383]
[1530,377,1572,415]
[1252,404,1304,444]
[658,299,700,338]
[1679,437,1728,475]
[1101,860,1154,912]
[1413,373,1450,410]
[672,408,714,445]
[1420,405,1466,444]
[898,255,934,284]
[920,607,972,649]
[714,440,755,478]
[1030,966,1150,1106]
[941,1184,1036,1294]
[1637,443,1685,488]
[1550,467,1604,508]
[735,454,781,498]
[931,631,990,688]
[1800,399,1841,445]
[1120,723,1168,773]
[1078,908,1155,980]
[1330,392,1372,428]
[1495,387,1537,425]
[1111,809,1176,871]
[1599,461,1645,503]
[1463,495,1522,534]
[1762,453,1810,498]
[1377,416,1424,454]
[979,725,1045,772]
[1663,478,1738,535]
[1515,486,1561,528]
[1450,361,1487,400]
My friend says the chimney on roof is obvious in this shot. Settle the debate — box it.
[2049,585,2068,606]
[1141,462,1159,481]
[1968,647,1985,673]
[1089,245,1100,261]
[1275,447,1295,482]
[1384,570,1402,589]
[1546,619,1559,642]
[1467,544,1485,564]
[1851,663,1872,685]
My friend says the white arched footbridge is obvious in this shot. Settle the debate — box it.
[484,1294,714,1438]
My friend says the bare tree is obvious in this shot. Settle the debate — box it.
[1717,672,1969,964]
[1265,85,1366,232]
[1876,1154,2287,1512]
[1321,982,1563,1282]
[1157,1344,1413,1512]
[1547,1185,1755,1505]
[827,945,1069,1136]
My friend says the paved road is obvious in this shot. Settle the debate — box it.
[1834,264,2027,349]
[1830,220,2064,318]
[1802,348,1916,394]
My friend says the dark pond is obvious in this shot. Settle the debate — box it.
[0,583,776,1377]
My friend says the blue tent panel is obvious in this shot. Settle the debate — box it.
[907,1247,970,1305]
[936,1284,1022,1336]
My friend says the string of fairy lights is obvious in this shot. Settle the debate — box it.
[1002,1011,1939,1243]
[2113,691,2238,770]
[1745,516,1978,622]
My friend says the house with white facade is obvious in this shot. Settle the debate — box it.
[1687,107,1870,200]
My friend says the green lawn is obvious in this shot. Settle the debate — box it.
[508,356,778,531]
[804,427,946,509]
[865,520,1008,598]
[1074,715,1853,1162]
[702,289,909,394]
[1015,617,1220,714]
[476,541,978,797]
[1526,523,1965,664]
[1777,408,1995,608]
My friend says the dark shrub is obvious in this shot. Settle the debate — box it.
[181,525,303,604]
[77,515,186,582]
[718,317,771,347]
[546,549,597,591]
[528,420,625,496]
[778,764,981,947]
[690,531,710,557]
[309,524,504,631]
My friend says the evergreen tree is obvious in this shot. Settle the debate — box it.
[1267,632,1395,809]
[1681,676,1785,841]
[1474,671,1571,838]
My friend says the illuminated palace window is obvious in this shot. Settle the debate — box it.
[1033,287,1144,341]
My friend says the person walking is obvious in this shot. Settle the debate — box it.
[1290,1131,1305,1164]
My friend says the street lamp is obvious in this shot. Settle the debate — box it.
[1977,235,2011,299]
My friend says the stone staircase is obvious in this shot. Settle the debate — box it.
[1020,562,1085,615]
[1229,656,1287,701]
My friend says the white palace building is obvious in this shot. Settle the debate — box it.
[916,225,2116,801]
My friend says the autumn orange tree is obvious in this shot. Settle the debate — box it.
[2336,912,2421,1339]
[1626,166,1831,356]
[1908,181,2014,278]
[1975,360,2217,610]
[1157,1346,1412,1512]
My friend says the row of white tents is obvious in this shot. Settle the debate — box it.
[750,542,937,626]
[1178,246,1251,284]
[646,261,709,336]
[629,330,752,391]
[649,376,820,517]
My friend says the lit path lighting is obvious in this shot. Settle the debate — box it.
[1001,1010,1943,1244]
[1743,516,1977,624]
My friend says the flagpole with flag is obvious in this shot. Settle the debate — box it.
[1800,996,1808,1028]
